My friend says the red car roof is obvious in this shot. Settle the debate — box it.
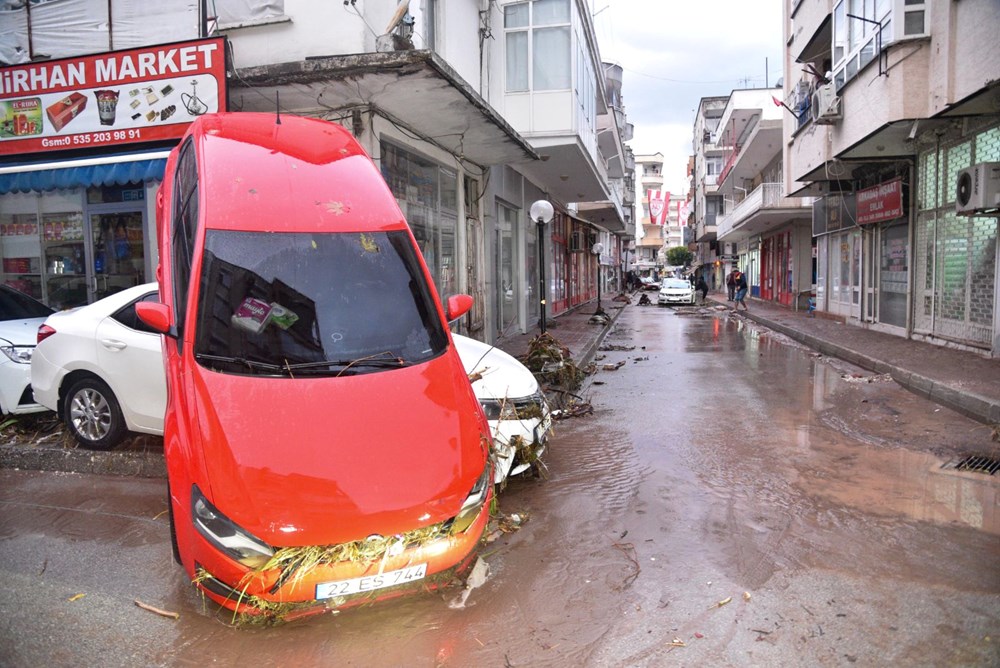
[186,112,407,234]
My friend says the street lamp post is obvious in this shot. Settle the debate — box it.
[529,199,554,334]
[592,241,605,316]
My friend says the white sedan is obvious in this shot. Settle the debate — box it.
[0,284,55,416]
[31,283,166,449]
[657,278,697,306]
[31,283,551,484]
[456,335,551,484]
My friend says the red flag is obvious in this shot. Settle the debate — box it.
[647,190,666,226]
[772,95,783,107]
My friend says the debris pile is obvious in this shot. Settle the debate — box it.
[520,332,587,398]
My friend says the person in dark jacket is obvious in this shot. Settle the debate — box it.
[726,269,736,301]
[696,275,708,303]
[733,269,749,310]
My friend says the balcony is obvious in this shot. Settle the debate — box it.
[695,213,717,242]
[717,183,811,241]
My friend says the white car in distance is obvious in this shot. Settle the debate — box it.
[657,278,697,306]
[30,283,552,485]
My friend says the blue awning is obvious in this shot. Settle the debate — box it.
[0,158,166,195]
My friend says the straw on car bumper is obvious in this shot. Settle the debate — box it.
[190,490,493,616]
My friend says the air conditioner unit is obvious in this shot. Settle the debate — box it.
[569,230,585,252]
[956,162,1000,215]
[811,83,842,124]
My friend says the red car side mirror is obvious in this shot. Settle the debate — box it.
[136,301,173,335]
[445,294,473,323]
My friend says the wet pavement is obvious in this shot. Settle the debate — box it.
[1,299,998,666]
[497,289,1000,425]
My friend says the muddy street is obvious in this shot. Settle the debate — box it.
[1,304,998,667]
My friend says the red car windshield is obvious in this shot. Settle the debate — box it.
[193,230,448,375]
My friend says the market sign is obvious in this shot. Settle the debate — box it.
[0,36,227,157]
[856,177,904,225]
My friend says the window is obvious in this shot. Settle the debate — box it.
[831,0,929,91]
[504,0,572,93]
[194,230,448,373]
[113,291,161,334]
[214,0,286,28]
[380,142,458,297]
[172,138,198,338]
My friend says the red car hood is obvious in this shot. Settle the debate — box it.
[190,352,488,547]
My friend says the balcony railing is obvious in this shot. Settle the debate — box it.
[717,182,785,238]
[717,144,741,186]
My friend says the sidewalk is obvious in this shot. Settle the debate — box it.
[495,291,1000,427]
[493,298,627,367]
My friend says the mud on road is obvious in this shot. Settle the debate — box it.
[1,304,998,667]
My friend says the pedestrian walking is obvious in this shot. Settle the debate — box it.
[726,269,736,301]
[733,269,749,311]
[696,275,708,303]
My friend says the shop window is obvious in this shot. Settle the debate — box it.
[379,142,456,297]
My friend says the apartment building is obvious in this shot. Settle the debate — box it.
[691,96,729,290]
[0,0,633,346]
[784,0,1000,354]
[714,88,814,308]
[634,152,666,277]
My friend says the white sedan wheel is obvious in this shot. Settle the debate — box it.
[64,377,127,450]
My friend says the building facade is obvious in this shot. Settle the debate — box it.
[691,96,729,290]
[0,0,634,347]
[714,88,814,307]
[783,0,1000,354]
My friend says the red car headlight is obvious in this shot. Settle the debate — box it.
[192,485,274,569]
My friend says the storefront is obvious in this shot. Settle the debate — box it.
[813,194,862,319]
[380,141,460,300]
[856,177,909,332]
[550,212,597,314]
[0,36,227,310]
[913,121,1000,350]
[760,230,793,306]
[0,169,162,309]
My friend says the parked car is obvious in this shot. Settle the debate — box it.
[0,284,54,415]
[658,278,697,305]
[31,283,165,449]
[639,275,661,291]
[134,112,493,620]
[32,281,552,486]
[455,334,551,483]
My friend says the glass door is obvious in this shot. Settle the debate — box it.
[90,210,145,302]
[41,212,87,309]
[495,203,516,335]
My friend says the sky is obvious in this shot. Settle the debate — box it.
[592,0,785,197]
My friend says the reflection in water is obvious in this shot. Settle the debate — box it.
[793,358,1000,535]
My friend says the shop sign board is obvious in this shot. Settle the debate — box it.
[856,178,903,225]
[0,37,227,157]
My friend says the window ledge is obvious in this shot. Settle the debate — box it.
[217,15,292,31]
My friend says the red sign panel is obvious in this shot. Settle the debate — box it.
[856,177,904,225]
[0,37,227,157]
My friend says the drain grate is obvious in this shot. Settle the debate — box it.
[942,455,1000,476]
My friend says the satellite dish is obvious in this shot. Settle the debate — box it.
[386,0,411,33]
[592,242,604,254]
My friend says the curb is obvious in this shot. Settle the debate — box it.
[0,443,167,478]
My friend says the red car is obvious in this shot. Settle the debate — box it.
[137,113,492,620]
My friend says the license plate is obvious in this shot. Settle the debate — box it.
[315,563,427,599]
[535,414,552,442]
